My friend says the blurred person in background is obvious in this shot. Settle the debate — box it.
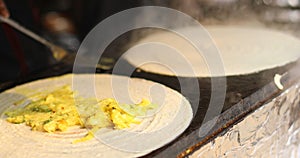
[0,0,9,18]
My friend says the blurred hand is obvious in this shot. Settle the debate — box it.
[0,0,9,18]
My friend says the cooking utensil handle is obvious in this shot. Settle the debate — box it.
[0,15,54,49]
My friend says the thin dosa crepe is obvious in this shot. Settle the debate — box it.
[0,74,192,158]
[123,26,300,77]
[121,26,300,125]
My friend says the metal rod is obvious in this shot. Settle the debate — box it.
[0,15,68,61]
[0,15,55,49]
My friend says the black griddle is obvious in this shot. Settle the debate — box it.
[1,56,299,158]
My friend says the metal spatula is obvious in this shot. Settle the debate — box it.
[0,15,67,61]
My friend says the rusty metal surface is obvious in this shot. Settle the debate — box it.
[190,80,300,157]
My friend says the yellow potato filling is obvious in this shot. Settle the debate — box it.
[4,85,156,142]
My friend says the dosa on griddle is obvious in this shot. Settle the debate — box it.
[0,74,192,158]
